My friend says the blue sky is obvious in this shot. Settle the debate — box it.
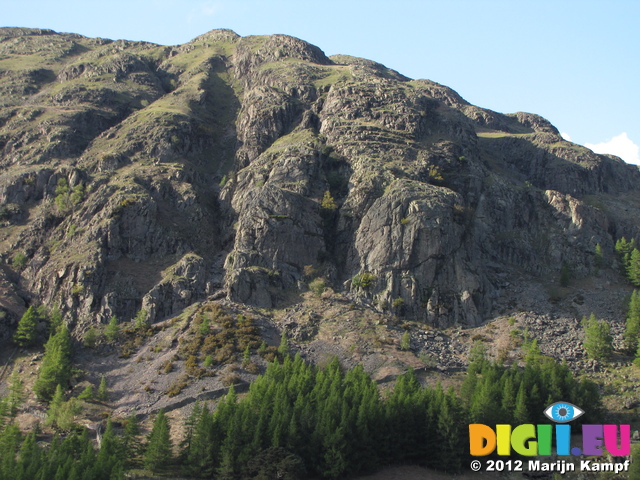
[4,0,639,163]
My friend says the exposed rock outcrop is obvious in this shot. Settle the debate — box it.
[0,27,639,336]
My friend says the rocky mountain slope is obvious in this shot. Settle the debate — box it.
[1,26,639,360]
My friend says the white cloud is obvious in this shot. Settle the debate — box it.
[561,132,572,141]
[585,132,640,165]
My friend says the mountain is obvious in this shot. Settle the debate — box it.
[1,27,640,391]
[3,25,640,479]
[1,27,638,333]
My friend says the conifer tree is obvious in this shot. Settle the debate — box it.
[500,373,516,421]
[133,309,149,331]
[17,431,42,479]
[513,382,529,424]
[144,409,172,471]
[467,340,487,374]
[104,315,120,343]
[634,342,640,368]
[0,423,21,477]
[122,414,142,465]
[46,385,66,427]
[525,338,542,365]
[182,401,200,456]
[78,385,93,400]
[436,391,464,473]
[243,345,251,367]
[616,237,636,273]
[400,331,411,350]
[13,306,41,347]
[46,385,80,431]
[97,376,109,402]
[278,330,290,357]
[0,397,9,432]
[57,408,79,436]
[583,314,613,360]
[186,404,217,476]
[625,290,640,353]
[48,307,63,334]
[218,413,242,477]
[320,191,337,211]
[34,323,72,401]
[628,249,640,286]
[7,367,25,417]
[96,418,121,469]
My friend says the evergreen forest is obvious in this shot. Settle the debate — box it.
[0,349,603,479]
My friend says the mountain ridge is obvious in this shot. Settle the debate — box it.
[0,26,638,350]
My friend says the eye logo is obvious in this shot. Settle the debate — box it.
[543,402,584,423]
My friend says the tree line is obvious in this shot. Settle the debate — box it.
[176,351,602,478]
[2,309,605,480]
[0,417,137,480]
[0,348,603,479]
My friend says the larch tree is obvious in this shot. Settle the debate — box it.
[144,409,172,471]
[33,323,72,401]
[625,290,640,353]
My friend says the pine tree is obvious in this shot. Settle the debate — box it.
[0,397,9,432]
[133,309,149,331]
[144,409,172,471]
[278,330,290,357]
[242,345,251,367]
[182,401,201,458]
[13,306,41,347]
[436,391,464,473]
[34,323,72,401]
[500,373,516,422]
[525,338,542,365]
[46,385,66,427]
[320,191,337,211]
[634,342,640,368]
[48,307,63,334]
[83,327,98,349]
[7,367,25,417]
[467,340,487,374]
[97,418,121,466]
[97,376,108,402]
[122,414,142,465]
[514,381,529,424]
[17,431,43,479]
[0,423,21,477]
[105,315,120,343]
[188,404,217,476]
[583,314,613,360]
[78,385,93,400]
[625,290,640,353]
[616,237,636,273]
[56,398,80,431]
[628,249,640,286]
[400,331,411,351]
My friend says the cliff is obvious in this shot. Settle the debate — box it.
[0,27,639,343]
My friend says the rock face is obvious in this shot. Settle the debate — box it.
[1,27,640,338]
